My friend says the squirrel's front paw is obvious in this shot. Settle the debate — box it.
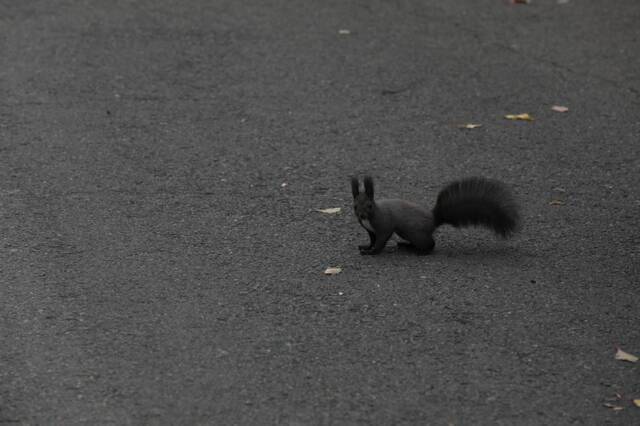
[359,247,373,255]
[358,244,371,250]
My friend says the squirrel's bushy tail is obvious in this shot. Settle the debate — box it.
[432,177,520,238]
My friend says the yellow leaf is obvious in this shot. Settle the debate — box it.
[505,113,534,121]
[324,267,342,275]
[317,208,342,214]
[633,399,640,408]
[338,29,351,35]
[615,348,638,363]
[459,123,482,129]
[551,105,569,113]
[549,200,564,206]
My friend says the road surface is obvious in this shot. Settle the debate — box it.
[2,0,639,424]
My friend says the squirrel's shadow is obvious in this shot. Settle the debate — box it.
[391,241,531,261]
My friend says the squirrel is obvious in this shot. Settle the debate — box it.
[350,176,520,255]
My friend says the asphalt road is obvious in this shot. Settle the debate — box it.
[2,0,639,424]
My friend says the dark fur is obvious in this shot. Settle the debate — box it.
[351,176,520,255]
[433,177,520,237]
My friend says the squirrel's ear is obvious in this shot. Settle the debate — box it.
[364,176,374,199]
[350,177,360,198]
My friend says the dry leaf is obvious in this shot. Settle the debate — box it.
[603,403,624,411]
[460,123,482,129]
[549,200,564,206]
[511,0,530,4]
[615,348,638,363]
[633,399,640,408]
[324,267,342,275]
[505,113,534,121]
[552,105,569,113]
[338,29,351,35]
[317,207,341,214]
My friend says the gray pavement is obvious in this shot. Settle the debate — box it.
[1,0,639,424]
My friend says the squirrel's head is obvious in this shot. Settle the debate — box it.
[351,176,375,221]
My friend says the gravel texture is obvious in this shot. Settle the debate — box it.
[1,0,639,424]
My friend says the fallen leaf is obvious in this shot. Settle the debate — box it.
[505,113,534,121]
[459,123,482,129]
[633,399,640,408]
[338,29,351,35]
[324,267,342,275]
[615,348,638,363]
[552,105,569,113]
[511,0,530,4]
[603,403,624,411]
[549,200,564,206]
[281,182,288,188]
[317,207,342,214]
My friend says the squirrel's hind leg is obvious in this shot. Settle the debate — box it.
[405,235,435,256]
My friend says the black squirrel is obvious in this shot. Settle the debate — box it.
[351,176,520,255]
